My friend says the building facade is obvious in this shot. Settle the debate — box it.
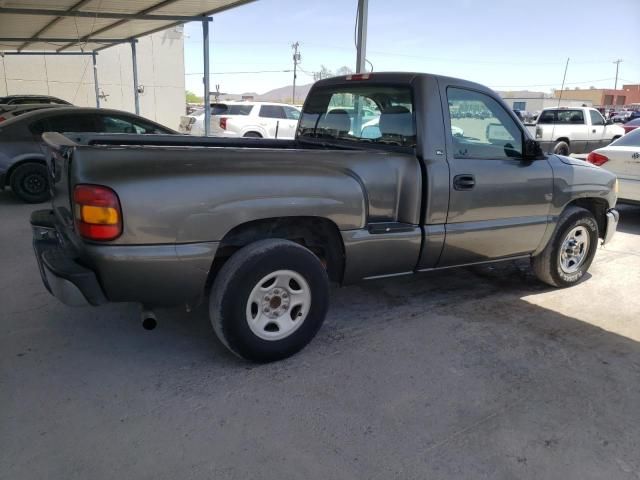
[553,84,640,108]
[0,27,185,129]
[497,90,592,114]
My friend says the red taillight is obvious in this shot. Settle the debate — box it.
[73,184,122,241]
[219,117,227,130]
[0,116,6,122]
[345,73,371,81]
[586,152,609,166]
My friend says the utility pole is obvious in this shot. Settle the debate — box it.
[613,59,623,90]
[291,42,301,104]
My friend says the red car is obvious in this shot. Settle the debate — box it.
[623,118,640,134]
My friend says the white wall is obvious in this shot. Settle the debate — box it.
[0,27,185,130]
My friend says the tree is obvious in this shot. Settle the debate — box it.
[185,90,202,103]
[335,66,353,76]
[313,65,333,81]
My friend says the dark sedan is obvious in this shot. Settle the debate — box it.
[0,107,177,203]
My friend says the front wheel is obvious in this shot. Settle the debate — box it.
[209,239,329,362]
[532,206,599,287]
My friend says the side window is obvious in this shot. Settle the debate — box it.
[284,106,300,120]
[589,110,605,126]
[99,115,167,134]
[447,87,523,159]
[259,105,286,119]
[45,114,99,132]
[100,115,138,133]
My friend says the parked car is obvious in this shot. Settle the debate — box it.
[535,107,625,155]
[32,72,618,362]
[0,107,176,203]
[0,95,71,106]
[587,128,640,203]
[625,110,640,122]
[0,103,68,122]
[179,101,301,139]
[622,117,640,134]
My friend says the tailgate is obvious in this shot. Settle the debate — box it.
[42,132,76,231]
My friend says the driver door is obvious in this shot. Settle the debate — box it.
[587,109,606,150]
[439,86,553,266]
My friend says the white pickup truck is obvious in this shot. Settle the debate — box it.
[179,101,301,139]
[534,107,625,156]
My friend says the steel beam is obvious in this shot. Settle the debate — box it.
[355,0,368,73]
[203,19,211,136]
[131,40,140,115]
[1,37,130,44]
[57,0,185,52]
[16,0,93,51]
[0,7,214,22]
[92,51,100,108]
[1,51,95,56]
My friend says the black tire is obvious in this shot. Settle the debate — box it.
[532,206,599,287]
[243,131,262,138]
[10,162,50,203]
[209,239,329,362]
[553,141,570,156]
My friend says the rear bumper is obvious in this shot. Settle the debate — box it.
[32,210,107,306]
[31,209,219,308]
[602,208,619,245]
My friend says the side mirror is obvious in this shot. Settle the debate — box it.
[524,138,543,159]
[605,119,613,125]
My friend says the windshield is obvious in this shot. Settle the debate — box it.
[298,85,416,148]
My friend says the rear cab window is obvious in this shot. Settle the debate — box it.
[298,84,415,149]
[538,109,585,124]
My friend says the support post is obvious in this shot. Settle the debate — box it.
[130,40,140,115]
[355,0,368,73]
[92,51,100,108]
[203,18,211,136]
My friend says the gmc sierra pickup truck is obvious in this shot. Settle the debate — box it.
[32,73,619,362]
[534,106,625,155]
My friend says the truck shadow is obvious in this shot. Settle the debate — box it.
[617,202,640,235]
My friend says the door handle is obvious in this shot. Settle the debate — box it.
[592,129,596,133]
[453,174,475,190]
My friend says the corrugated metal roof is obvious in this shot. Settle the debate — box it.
[0,0,255,52]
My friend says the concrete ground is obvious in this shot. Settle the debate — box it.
[1,191,639,480]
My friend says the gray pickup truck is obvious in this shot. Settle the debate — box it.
[32,72,619,362]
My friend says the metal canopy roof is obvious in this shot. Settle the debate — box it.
[0,0,255,52]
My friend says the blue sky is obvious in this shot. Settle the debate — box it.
[183,0,640,95]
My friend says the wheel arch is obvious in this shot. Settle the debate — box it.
[564,197,608,238]
[206,216,346,292]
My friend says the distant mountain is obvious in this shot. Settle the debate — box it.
[218,83,314,104]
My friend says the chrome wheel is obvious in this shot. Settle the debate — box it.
[559,226,590,274]
[245,269,311,341]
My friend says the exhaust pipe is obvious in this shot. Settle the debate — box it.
[141,309,157,330]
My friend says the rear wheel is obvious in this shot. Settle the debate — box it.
[243,131,262,138]
[209,239,329,362]
[532,206,599,287]
[10,163,50,203]
[553,141,570,156]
